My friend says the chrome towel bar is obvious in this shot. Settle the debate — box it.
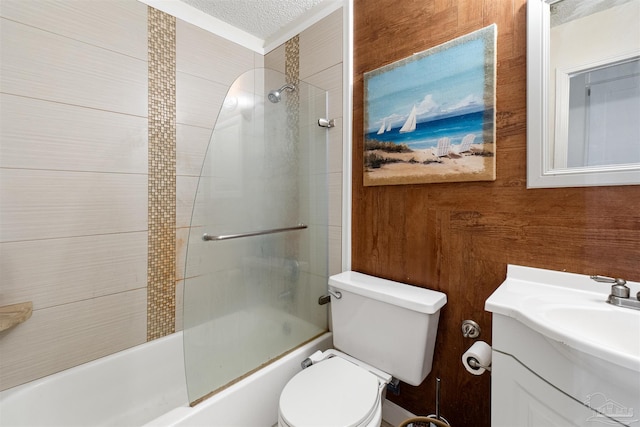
[202,223,307,242]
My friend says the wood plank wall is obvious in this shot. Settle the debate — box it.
[352,1,640,426]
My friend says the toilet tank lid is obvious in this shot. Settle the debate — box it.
[329,271,447,314]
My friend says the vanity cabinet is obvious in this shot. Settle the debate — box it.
[486,265,640,427]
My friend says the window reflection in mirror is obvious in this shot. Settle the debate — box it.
[564,58,640,168]
[548,0,640,171]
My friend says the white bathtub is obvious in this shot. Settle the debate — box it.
[0,330,332,426]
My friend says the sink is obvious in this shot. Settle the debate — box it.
[486,265,640,427]
[542,305,639,362]
[485,265,640,372]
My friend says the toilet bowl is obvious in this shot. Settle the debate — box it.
[278,354,386,427]
[277,271,447,427]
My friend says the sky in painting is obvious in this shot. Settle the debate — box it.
[365,36,487,133]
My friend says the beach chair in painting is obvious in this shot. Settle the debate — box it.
[433,137,451,157]
[455,134,476,154]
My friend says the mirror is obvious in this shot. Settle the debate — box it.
[527,0,640,188]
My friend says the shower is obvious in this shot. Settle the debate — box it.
[267,83,297,103]
[182,69,328,405]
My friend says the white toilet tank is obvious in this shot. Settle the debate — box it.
[329,271,447,386]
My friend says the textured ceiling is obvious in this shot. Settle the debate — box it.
[178,0,329,39]
[550,0,634,27]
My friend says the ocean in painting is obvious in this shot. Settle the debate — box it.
[366,110,492,150]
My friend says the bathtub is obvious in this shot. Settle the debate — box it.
[0,329,332,426]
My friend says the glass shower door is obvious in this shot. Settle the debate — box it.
[182,68,329,404]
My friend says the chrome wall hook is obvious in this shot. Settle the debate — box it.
[461,319,481,338]
[318,118,335,128]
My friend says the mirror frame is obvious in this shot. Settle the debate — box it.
[526,0,640,188]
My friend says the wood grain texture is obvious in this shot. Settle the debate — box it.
[352,0,640,425]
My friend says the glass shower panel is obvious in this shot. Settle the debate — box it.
[182,68,329,404]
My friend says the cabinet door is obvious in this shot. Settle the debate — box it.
[491,352,595,426]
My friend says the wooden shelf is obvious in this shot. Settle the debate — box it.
[0,302,33,332]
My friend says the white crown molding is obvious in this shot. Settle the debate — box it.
[138,0,344,55]
[138,0,265,53]
[264,0,343,53]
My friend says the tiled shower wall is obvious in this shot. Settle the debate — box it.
[0,0,150,391]
[0,1,343,391]
[265,9,345,278]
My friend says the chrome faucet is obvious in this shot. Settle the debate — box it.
[591,275,640,311]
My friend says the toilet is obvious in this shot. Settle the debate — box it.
[278,271,447,427]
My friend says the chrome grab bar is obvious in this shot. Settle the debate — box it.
[202,223,307,242]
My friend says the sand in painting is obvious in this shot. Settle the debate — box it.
[363,142,495,186]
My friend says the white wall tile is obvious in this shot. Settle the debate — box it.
[327,117,344,174]
[328,225,342,276]
[328,172,342,228]
[298,10,344,273]
[303,63,343,119]
[176,175,200,229]
[175,279,184,332]
[0,289,147,391]
[177,124,211,177]
[307,224,329,277]
[0,169,147,242]
[299,67,344,175]
[176,227,190,282]
[0,94,147,173]
[0,0,147,60]
[176,19,255,85]
[254,52,265,69]
[177,72,227,128]
[299,9,343,80]
[0,232,147,310]
[264,43,286,74]
[0,18,147,116]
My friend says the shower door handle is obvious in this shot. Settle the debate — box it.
[202,223,307,241]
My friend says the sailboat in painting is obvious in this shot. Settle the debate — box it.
[376,118,394,135]
[399,105,417,133]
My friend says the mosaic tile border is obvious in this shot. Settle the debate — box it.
[285,35,300,157]
[147,7,176,341]
[285,35,300,97]
[285,35,300,124]
[284,35,301,233]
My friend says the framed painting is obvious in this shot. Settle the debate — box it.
[363,24,497,186]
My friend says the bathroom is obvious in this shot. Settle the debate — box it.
[0,0,638,426]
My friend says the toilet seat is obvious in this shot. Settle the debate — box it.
[278,356,382,427]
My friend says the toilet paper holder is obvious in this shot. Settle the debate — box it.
[462,340,492,375]
[466,356,492,371]
[461,319,481,338]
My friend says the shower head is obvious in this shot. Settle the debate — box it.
[268,83,297,103]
